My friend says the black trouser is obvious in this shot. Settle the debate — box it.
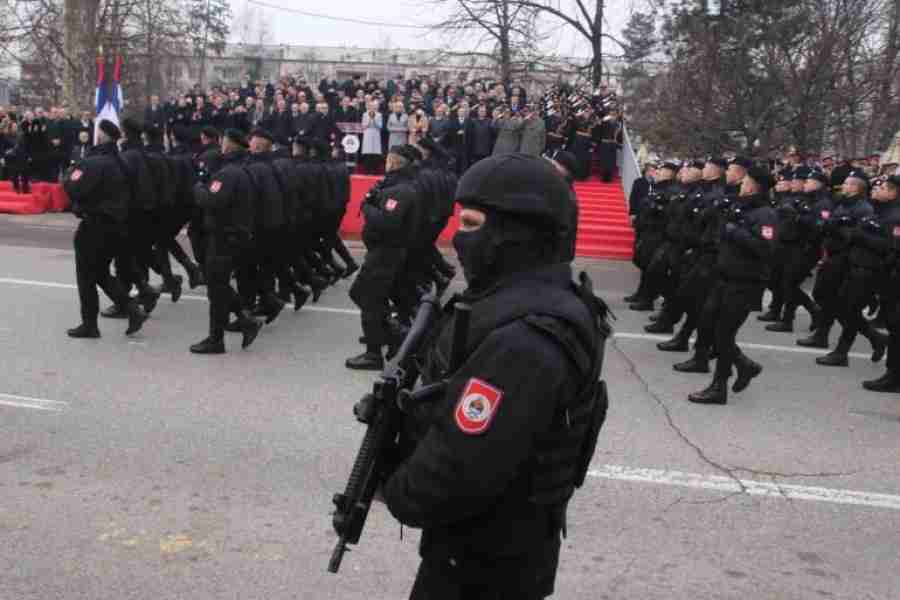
[885,289,900,374]
[812,252,849,337]
[834,267,882,353]
[696,279,762,379]
[8,161,31,193]
[187,208,207,271]
[597,141,617,182]
[116,211,157,292]
[676,251,716,338]
[239,227,292,305]
[409,541,559,600]
[206,235,250,340]
[74,219,132,326]
[780,244,818,322]
[767,251,785,313]
[349,246,406,347]
[646,242,683,321]
[154,205,196,279]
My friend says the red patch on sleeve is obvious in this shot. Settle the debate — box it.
[821,210,831,219]
[385,198,398,211]
[761,225,775,240]
[70,169,82,182]
[893,226,900,237]
[209,180,222,193]
[454,378,504,435]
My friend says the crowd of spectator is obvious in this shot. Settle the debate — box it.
[0,72,625,193]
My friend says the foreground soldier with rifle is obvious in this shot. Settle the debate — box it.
[329,154,611,599]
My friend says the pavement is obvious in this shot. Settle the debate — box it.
[1,213,898,600]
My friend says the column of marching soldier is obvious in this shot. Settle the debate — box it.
[629,156,900,404]
[60,117,458,360]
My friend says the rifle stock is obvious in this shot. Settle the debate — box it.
[328,291,442,573]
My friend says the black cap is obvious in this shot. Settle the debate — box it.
[846,169,870,186]
[388,144,420,163]
[745,165,772,194]
[224,128,248,148]
[121,117,142,139]
[706,157,728,169]
[552,150,578,178]
[201,126,221,140]
[455,153,571,237]
[729,155,754,170]
[249,128,274,143]
[172,124,192,145]
[417,135,444,157]
[658,160,680,172]
[98,119,121,141]
[807,169,829,184]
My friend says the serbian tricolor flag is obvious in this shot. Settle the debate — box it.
[94,55,124,143]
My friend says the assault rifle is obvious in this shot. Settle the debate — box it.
[328,292,472,573]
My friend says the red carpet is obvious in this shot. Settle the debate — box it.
[0,181,67,214]
[573,177,634,260]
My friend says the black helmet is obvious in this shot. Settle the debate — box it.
[455,153,569,237]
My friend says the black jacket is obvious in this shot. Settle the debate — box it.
[361,166,422,249]
[119,141,155,212]
[716,194,778,283]
[167,144,197,208]
[194,149,255,238]
[244,152,286,230]
[849,200,900,271]
[62,142,129,223]
[823,195,874,255]
[143,143,176,208]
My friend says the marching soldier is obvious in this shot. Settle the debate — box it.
[63,120,147,339]
[190,129,262,354]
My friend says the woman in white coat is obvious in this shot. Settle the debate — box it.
[361,101,384,174]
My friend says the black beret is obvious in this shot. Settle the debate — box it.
[121,117,142,138]
[552,150,578,178]
[201,126,221,140]
[249,128,274,143]
[846,169,870,185]
[143,124,164,142]
[706,157,728,169]
[172,124,192,144]
[98,119,121,141]
[388,144,420,163]
[224,128,248,148]
[729,155,754,170]
[807,169,829,184]
[417,135,441,154]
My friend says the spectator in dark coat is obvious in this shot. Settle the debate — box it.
[468,104,495,166]
[144,95,166,130]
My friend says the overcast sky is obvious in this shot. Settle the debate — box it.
[230,0,638,58]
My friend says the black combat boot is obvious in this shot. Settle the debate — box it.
[125,301,148,336]
[657,329,691,352]
[310,275,329,303]
[237,312,262,349]
[807,304,822,331]
[67,323,101,338]
[815,350,849,367]
[867,329,888,363]
[757,306,781,322]
[674,349,710,373]
[190,336,226,354]
[137,284,160,315]
[259,293,285,324]
[187,263,205,289]
[292,285,310,311]
[688,377,728,405]
[346,347,384,371]
[733,354,763,393]
[629,300,654,312]
[862,371,900,393]
[159,275,183,303]
[645,320,675,334]
[766,320,794,333]
[342,261,360,279]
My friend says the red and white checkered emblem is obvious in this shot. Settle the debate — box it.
[70,169,82,182]
[893,226,900,237]
[385,198,398,211]
[454,378,504,435]
[761,225,775,240]
[821,210,831,219]
[210,180,222,193]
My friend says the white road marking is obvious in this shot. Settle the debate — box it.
[0,277,879,356]
[589,465,900,511]
[0,393,69,412]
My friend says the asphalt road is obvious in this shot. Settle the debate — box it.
[1,214,898,600]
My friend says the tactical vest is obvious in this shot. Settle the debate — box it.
[426,267,611,516]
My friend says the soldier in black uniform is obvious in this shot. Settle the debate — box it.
[797,171,878,355]
[190,129,262,354]
[189,127,223,277]
[165,124,206,289]
[242,128,288,323]
[270,141,311,310]
[765,169,832,333]
[289,136,331,301]
[547,149,580,262]
[643,160,703,334]
[758,168,805,324]
[628,161,680,311]
[62,120,148,338]
[315,139,360,279]
[688,166,777,404]
[863,175,900,392]
[658,157,727,352]
[414,136,459,295]
[346,145,423,370]
[382,153,610,599]
[815,172,891,367]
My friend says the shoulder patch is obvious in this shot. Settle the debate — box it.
[385,198,398,211]
[893,225,900,238]
[761,225,775,240]
[821,210,831,219]
[454,378,504,435]
[70,169,83,182]
[209,180,222,193]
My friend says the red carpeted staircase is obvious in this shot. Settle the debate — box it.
[0,181,68,214]
[573,176,634,260]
